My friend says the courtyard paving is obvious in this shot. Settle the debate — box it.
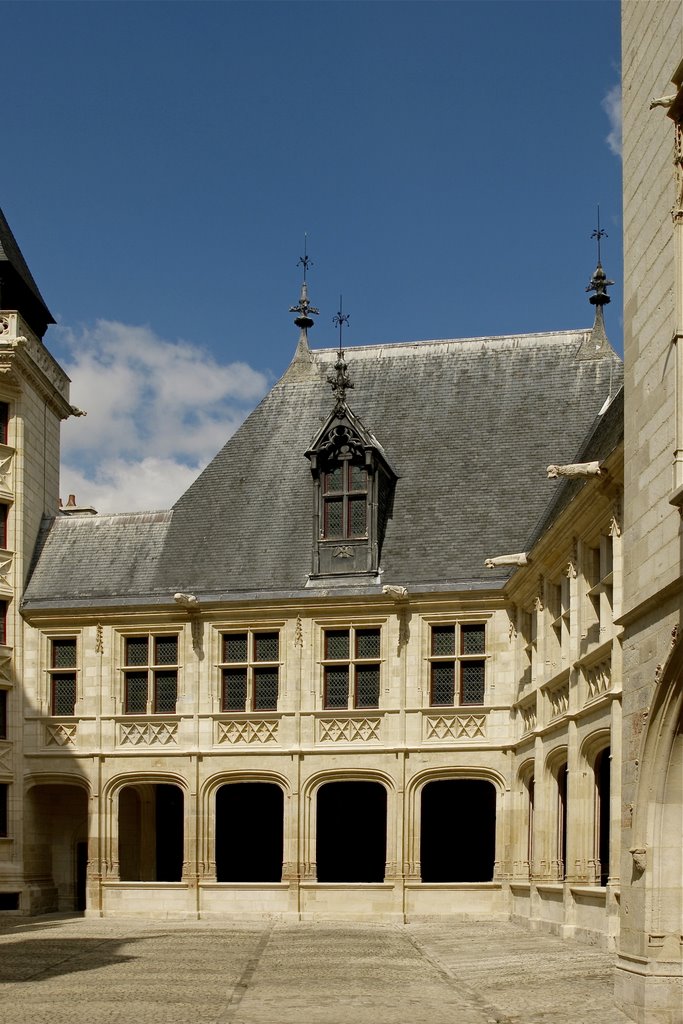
[0,914,630,1024]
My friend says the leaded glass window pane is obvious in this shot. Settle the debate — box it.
[324,666,349,708]
[350,464,366,491]
[125,636,148,667]
[325,630,349,660]
[155,636,178,665]
[125,672,147,713]
[254,668,278,710]
[223,669,247,711]
[324,466,343,493]
[324,498,343,538]
[52,638,76,668]
[461,661,485,704]
[254,632,279,662]
[154,672,177,713]
[461,624,485,655]
[52,675,76,715]
[224,634,248,663]
[431,625,455,657]
[431,663,454,705]
[349,497,367,537]
[355,665,380,708]
[356,629,380,659]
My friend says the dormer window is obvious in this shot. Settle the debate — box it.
[306,408,396,580]
[322,460,368,539]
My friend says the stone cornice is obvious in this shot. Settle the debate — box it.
[0,311,76,420]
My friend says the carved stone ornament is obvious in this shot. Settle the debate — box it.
[546,461,602,479]
[484,552,530,568]
[630,847,647,874]
[294,614,303,649]
[382,585,408,601]
[95,623,104,654]
[566,560,577,579]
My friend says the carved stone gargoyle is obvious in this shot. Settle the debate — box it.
[547,461,602,479]
[484,552,530,568]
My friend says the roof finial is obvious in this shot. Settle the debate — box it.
[289,234,319,332]
[587,208,614,308]
[328,295,353,411]
[586,209,614,350]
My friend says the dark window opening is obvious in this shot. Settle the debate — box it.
[420,779,496,882]
[0,601,7,647]
[323,627,381,709]
[0,892,19,911]
[0,504,7,550]
[221,631,279,712]
[322,460,368,540]
[0,783,8,837]
[0,690,6,739]
[316,781,386,882]
[0,403,8,446]
[123,634,178,714]
[216,782,283,882]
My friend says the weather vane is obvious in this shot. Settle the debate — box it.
[591,206,608,265]
[290,234,319,331]
[297,233,312,282]
[332,295,350,354]
[587,208,614,307]
[328,295,353,411]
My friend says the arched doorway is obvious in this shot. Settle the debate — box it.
[118,783,183,881]
[215,782,283,882]
[25,783,89,911]
[316,781,387,882]
[594,748,611,886]
[420,778,496,882]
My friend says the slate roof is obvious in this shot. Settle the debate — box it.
[23,328,623,609]
[0,207,55,339]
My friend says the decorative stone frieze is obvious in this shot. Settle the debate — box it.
[215,718,279,745]
[118,721,178,746]
[548,682,569,719]
[585,658,611,702]
[423,713,486,741]
[317,716,381,742]
[44,723,77,747]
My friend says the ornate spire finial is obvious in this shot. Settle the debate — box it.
[587,209,614,308]
[289,234,319,331]
[328,295,353,412]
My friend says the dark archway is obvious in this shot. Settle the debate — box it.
[594,748,610,886]
[24,783,89,912]
[420,778,496,882]
[316,781,387,882]
[118,783,183,882]
[215,782,283,882]
[557,763,568,879]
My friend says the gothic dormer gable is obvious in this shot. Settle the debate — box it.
[305,404,396,580]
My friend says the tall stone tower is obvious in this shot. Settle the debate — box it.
[0,209,75,907]
[618,3,683,1021]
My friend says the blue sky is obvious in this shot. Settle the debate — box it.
[2,0,622,512]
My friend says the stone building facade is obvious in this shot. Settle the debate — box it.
[0,8,680,1022]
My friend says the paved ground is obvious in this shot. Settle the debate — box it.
[0,915,631,1024]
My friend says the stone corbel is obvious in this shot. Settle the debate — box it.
[546,461,602,479]
[484,552,530,568]
[630,847,647,875]
[174,592,203,656]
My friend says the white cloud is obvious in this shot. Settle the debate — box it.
[57,320,270,513]
[602,84,622,158]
